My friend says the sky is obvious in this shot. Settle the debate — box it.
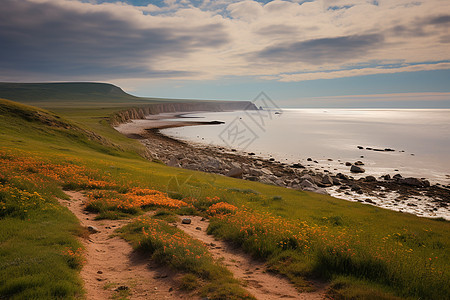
[0,0,449,107]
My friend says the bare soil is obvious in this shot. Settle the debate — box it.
[60,191,195,300]
[60,191,326,299]
[177,216,327,300]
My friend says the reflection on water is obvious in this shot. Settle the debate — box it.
[162,109,450,184]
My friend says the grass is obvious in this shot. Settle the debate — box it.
[118,216,254,299]
[0,90,449,300]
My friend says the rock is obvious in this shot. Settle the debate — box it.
[400,177,429,187]
[393,174,402,179]
[184,164,202,170]
[175,153,185,160]
[381,174,391,180]
[300,174,315,183]
[248,152,256,155]
[269,158,275,161]
[115,286,129,291]
[299,179,328,194]
[181,218,191,224]
[260,168,272,175]
[332,177,341,185]
[366,147,372,150]
[207,157,222,169]
[385,148,395,152]
[226,167,244,178]
[336,173,349,180]
[345,162,352,166]
[373,148,384,152]
[364,176,377,182]
[350,165,365,173]
[351,185,361,191]
[307,158,312,161]
[291,163,305,169]
[354,161,364,166]
[248,168,262,176]
[307,187,328,195]
[300,179,315,189]
[195,227,202,231]
[357,146,364,149]
[365,199,375,204]
[167,157,180,167]
[87,226,99,233]
[322,175,334,185]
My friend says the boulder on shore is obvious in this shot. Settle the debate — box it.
[400,177,430,188]
[321,175,334,186]
[364,175,377,182]
[226,167,244,178]
[350,165,365,173]
[167,157,180,167]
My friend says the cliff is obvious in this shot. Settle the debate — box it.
[110,101,257,125]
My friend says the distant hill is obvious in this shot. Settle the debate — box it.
[0,82,155,104]
[0,82,257,113]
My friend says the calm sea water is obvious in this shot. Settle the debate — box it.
[162,109,450,184]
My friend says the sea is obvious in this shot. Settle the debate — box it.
[161,109,450,186]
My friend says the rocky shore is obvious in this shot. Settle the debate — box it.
[115,115,450,220]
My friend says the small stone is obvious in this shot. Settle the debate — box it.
[87,226,99,233]
[115,286,129,291]
[97,270,103,274]
[195,227,202,231]
[350,165,365,173]
[181,218,191,224]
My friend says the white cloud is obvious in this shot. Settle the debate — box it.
[1,0,449,82]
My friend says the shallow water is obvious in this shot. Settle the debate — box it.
[162,109,450,185]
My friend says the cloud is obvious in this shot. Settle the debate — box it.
[277,62,450,81]
[0,0,228,80]
[0,0,449,82]
[256,34,384,64]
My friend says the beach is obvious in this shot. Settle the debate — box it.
[114,111,450,220]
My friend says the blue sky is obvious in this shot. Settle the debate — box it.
[1,0,449,107]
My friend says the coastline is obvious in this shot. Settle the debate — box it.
[114,112,450,220]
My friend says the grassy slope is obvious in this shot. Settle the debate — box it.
[0,84,449,299]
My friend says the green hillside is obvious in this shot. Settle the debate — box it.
[0,87,449,299]
[0,82,170,112]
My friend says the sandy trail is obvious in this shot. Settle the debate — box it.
[60,191,194,300]
[178,216,327,300]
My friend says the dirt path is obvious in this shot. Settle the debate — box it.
[60,191,194,300]
[178,216,327,300]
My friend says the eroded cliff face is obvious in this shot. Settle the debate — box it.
[110,101,257,125]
